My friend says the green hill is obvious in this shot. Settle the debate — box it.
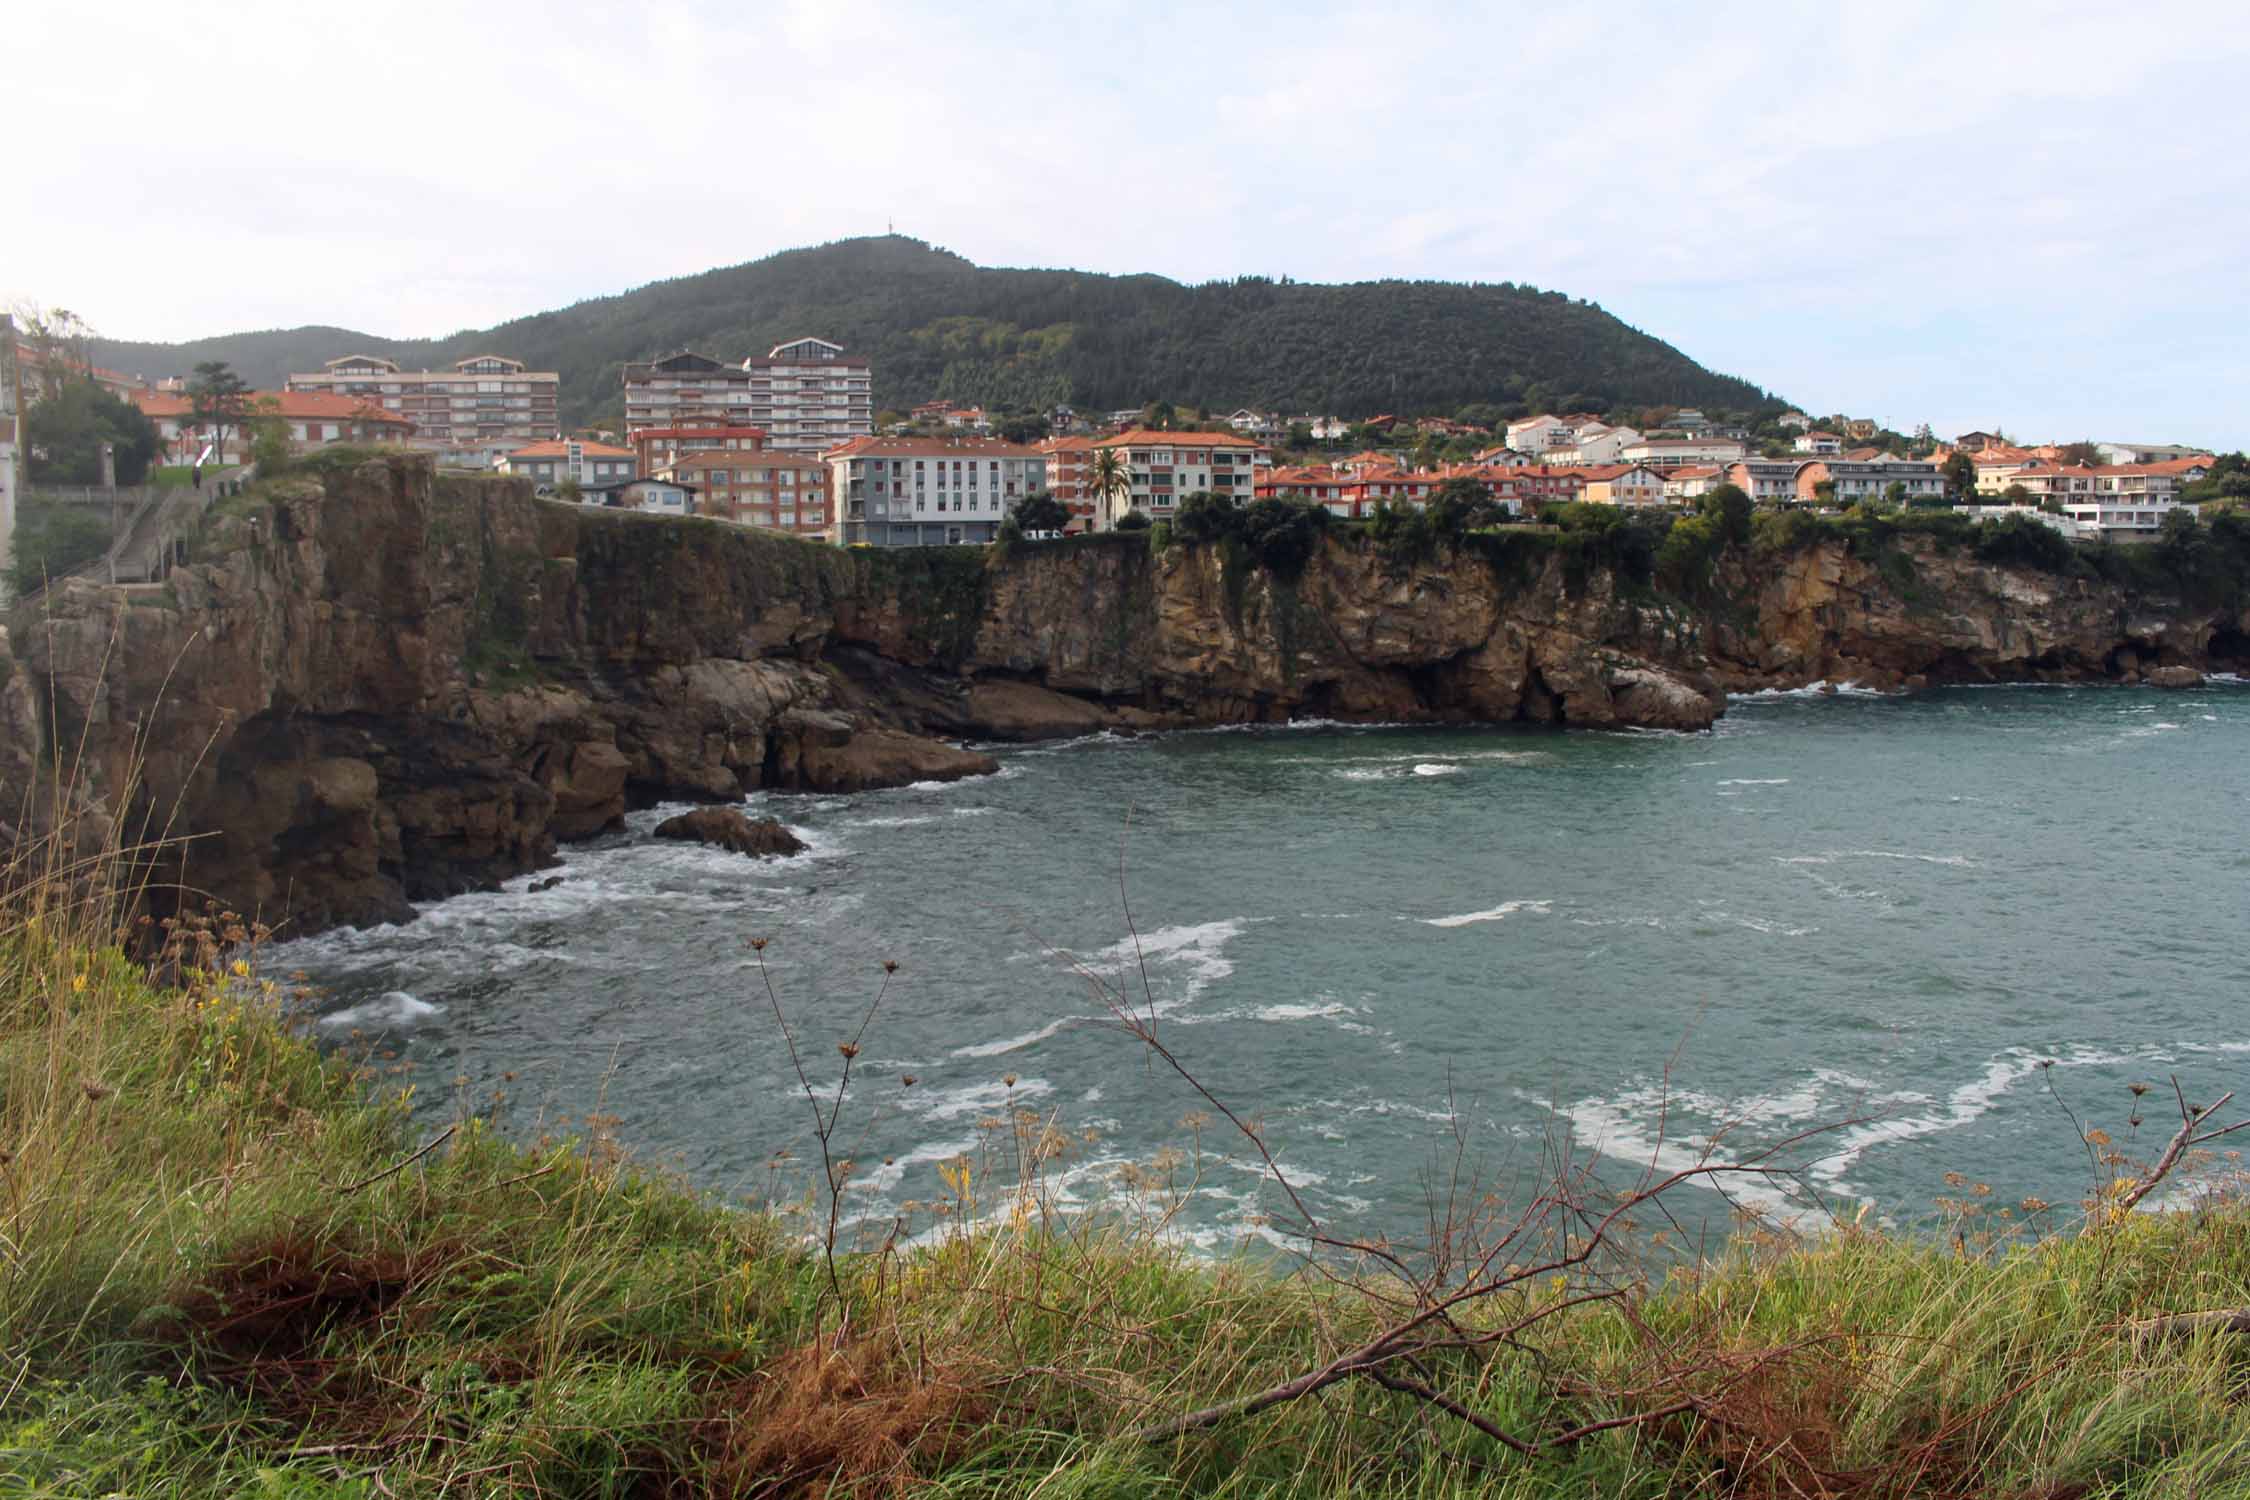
[89,236,1779,428]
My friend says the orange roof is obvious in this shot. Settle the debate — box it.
[1666,465,1723,479]
[507,438,634,459]
[1037,435,1095,453]
[1093,428,1259,449]
[134,389,410,425]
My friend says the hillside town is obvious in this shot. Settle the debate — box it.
[1,324,2235,585]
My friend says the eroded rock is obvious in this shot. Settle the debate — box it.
[653,807,807,858]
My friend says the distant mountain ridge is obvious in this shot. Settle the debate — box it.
[88,236,1779,428]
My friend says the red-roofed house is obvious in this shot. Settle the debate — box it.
[1792,430,1844,456]
[134,390,413,466]
[1090,428,1265,528]
[1578,464,1669,507]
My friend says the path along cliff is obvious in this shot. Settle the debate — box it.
[3,456,2243,936]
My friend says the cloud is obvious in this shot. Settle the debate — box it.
[7,0,2244,446]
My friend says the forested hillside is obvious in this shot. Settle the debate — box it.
[90,236,1779,427]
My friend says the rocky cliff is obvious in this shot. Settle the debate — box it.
[5,457,2242,936]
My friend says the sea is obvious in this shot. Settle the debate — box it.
[269,680,2250,1251]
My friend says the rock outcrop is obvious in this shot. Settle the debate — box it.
[652,808,807,858]
[5,456,2242,937]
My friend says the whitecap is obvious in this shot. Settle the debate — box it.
[1412,763,1462,777]
[1420,900,1552,928]
[1717,778,1790,786]
[318,991,445,1033]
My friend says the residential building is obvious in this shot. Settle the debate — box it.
[827,436,1046,547]
[656,450,829,535]
[910,400,958,424]
[623,339,872,456]
[2096,442,2212,467]
[1726,460,1809,507]
[1843,418,1880,441]
[500,438,639,493]
[2065,467,2190,536]
[1952,431,2007,453]
[1797,459,1947,505]
[1621,436,1747,467]
[940,406,990,432]
[584,477,695,516]
[1578,464,1669,507]
[1793,430,1844,455]
[1540,424,1642,465]
[1511,465,1589,510]
[1471,445,1532,468]
[1668,408,1711,434]
[1227,408,1280,436]
[287,354,558,466]
[133,390,414,466]
[1090,429,1265,528]
[1257,466,1356,516]
[1778,411,1812,432]
[1294,414,1351,441]
[1506,414,1575,454]
[1663,465,1725,501]
[632,423,769,479]
[1037,435,1097,528]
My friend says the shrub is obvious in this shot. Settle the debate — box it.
[1974,512,2076,573]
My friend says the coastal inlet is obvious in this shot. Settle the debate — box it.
[273,682,2250,1247]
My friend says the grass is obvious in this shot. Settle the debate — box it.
[4,818,2250,1495]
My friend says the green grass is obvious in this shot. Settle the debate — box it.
[3,834,2249,1496]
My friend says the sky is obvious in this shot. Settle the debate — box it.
[13,0,2248,448]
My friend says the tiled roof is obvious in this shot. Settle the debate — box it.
[1094,428,1260,449]
[134,390,411,425]
[506,438,635,458]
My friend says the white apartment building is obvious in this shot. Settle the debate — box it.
[1622,436,1748,467]
[827,436,1046,546]
[287,354,558,465]
[1506,414,1575,453]
[1091,428,1265,528]
[623,338,872,456]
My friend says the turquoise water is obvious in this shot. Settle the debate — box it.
[274,681,2250,1247]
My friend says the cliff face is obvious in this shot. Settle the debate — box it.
[5,458,2241,936]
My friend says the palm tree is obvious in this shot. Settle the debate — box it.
[1089,447,1131,531]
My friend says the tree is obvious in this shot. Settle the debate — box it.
[247,396,294,472]
[2001,483,2032,508]
[23,380,159,485]
[1695,482,1752,544]
[185,361,252,462]
[1142,400,1176,431]
[1088,448,1131,531]
[1113,509,1151,532]
[1011,492,1070,533]
[2056,440,2103,467]
[997,412,1050,445]
[1426,477,1505,535]
[10,304,99,403]
[1942,450,1977,500]
[1883,481,1909,510]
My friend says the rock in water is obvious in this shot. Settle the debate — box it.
[653,807,808,858]
[2146,665,2203,689]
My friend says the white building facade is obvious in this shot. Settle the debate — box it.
[624,339,873,457]
[828,437,1046,546]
